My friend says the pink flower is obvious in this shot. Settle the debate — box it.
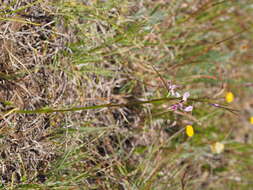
[168,84,177,96]
[184,106,193,112]
[182,92,190,101]
[170,104,178,111]
[175,92,181,98]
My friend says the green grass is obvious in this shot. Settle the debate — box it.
[1,0,253,189]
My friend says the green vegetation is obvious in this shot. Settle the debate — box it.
[0,0,253,189]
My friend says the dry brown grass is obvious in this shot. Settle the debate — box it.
[0,0,144,186]
[0,0,67,184]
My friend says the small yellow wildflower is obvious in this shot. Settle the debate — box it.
[250,116,253,124]
[210,142,224,154]
[225,92,234,103]
[186,125,194,137]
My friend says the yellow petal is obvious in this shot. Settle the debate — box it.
[210,142,224,154]
[186,125,194,137]
[225,92,234,103]
[250,116,253,124]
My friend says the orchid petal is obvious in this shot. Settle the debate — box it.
[184,106,193,112]
[175,92,181,97]
[182,92,190,101]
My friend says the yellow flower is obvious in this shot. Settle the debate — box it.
[225,92,234,103]
[186,125,194,137]
[210,142,224,154]
[250,116,253,124]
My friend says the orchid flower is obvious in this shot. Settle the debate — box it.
[169,91,193,112]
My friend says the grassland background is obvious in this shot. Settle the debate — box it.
[0,0,253,189]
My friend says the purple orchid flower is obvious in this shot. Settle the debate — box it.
[184,106,193,112]
[182,92,190,101]
[169,91,193,112]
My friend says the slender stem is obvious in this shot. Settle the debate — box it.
[9,96,238,115]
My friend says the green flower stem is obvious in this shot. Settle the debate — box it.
[10,97,237,115]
